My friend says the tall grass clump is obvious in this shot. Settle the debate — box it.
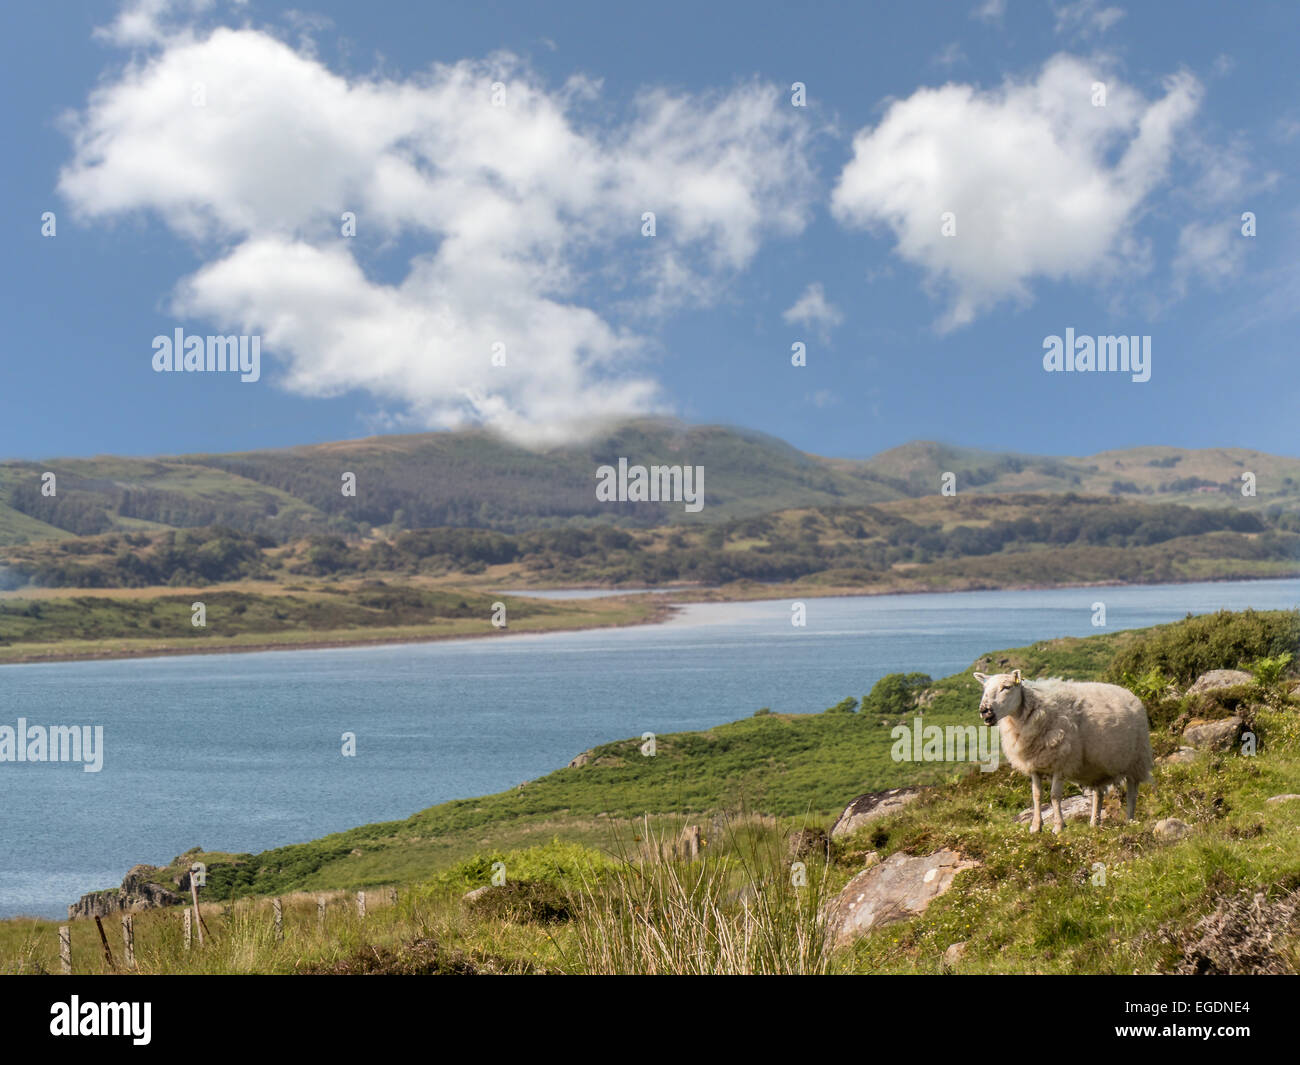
[561,816,833,975]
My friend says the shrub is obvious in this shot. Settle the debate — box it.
[1106,610,1300,687]
[862,672,933,717]
[1249,652,1293,687]
[464,880,572,925]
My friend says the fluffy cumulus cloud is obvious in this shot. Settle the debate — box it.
[61,16,818,443]
[782,283,844,340]
[830,54,1201,329]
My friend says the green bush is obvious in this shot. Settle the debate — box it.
[862,672,933,717]
[1106,609,1300,687]
[1250,652,1294,687]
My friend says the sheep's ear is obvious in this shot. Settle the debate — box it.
[1011,669,1022,684]
[973,672,988,684]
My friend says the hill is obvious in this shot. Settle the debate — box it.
[2,420,1298,545]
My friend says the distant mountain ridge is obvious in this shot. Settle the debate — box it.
[1,418,1296,544]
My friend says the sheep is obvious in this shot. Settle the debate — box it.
[973,669,1153,834]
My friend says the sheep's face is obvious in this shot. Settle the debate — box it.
[973,670,1023,725]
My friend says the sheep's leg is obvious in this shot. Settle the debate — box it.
[1090,787,1101,827]
[1050,775,1064,835]
[1029,773,1042,833]
[1125,776,1138,821]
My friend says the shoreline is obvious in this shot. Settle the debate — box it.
[0,571,1295,667]
[0,596,680,668]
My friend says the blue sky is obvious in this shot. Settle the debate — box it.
[2,0,1297,462]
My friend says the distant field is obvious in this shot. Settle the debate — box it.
[4,493,1297,594]
[0,588,668,665]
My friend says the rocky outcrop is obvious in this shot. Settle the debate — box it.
[825,849,979,947]
[830,787,925,838]
[567,750,595,768]
[942,941,968,970]
[1265,794,1300,804]
[1154,818,1192,840]
[1182,716,1244,752]
[68,864,183,920]
[1187,670,1254,695]
[1159,746,1200,765]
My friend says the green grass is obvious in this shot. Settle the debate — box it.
[0,588,666,664]
[3,609,1296,975]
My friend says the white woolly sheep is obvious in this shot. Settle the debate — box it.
[973,670,1154,834]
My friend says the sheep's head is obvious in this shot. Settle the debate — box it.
[973,670,1023,725]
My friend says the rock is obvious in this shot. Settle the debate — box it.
[1015,794,1094,825]
[1182,716,1244,752]
[567,750,595,768]
[787,827,829,862]
[1187,670,1254,695]
[825,849,979,947]
[1154,818,1192,840]
[942,941,968,970]
[67,864,183,921]
[462,885,492,903]
[830,787,925,838]
[1265,794,1300,804]
[1159,747,1200,765]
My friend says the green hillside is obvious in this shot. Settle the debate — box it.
[8,609,1295,975]
[3,420,1298,546]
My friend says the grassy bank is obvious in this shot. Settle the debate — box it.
[0,586,670,664]
[3,609,1296,974]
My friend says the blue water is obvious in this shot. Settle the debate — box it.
[1,578,1296,918]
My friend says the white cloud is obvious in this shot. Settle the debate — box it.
[1053,0,1125,37]
[1172,218,1247,295]
[782,283,844,340]
[932,42,967,69]
[62,22,818,443]
[95,0,228,47]
[971,0,1006,23]
[830,54,1201,329]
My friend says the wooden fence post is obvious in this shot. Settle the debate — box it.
[273,898,284,941]
[183,908,192,950]
[189,880,205,947]
[389,887,398,906]
[122,915,135,970]
[356,891,366,919]
[682,825,701,861]
[59,926,71,974]
[94,916,116,970]
[317,895,326,931]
